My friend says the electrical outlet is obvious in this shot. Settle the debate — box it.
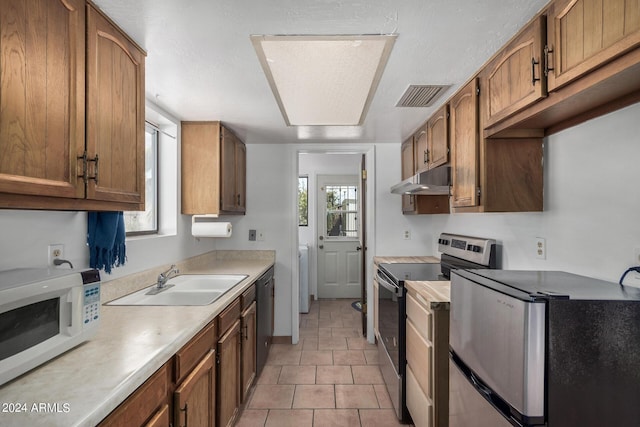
[257,230,265,241]
[48,244,64,266]
[404,230,411,240]
[249,229,257,241]
[535,237,546,260]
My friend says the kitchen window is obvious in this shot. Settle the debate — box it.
[124,124,158,235]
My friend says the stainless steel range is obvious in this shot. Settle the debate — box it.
[376,233,497,422]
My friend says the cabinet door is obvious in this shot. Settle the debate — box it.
[0,0,85,199]
[181,121,221,215]
[235,138,246,212]
[483,16,546,127]
[217,319,241,427]
[174,350,216,427]
[220,126,237,212]
[86,4,145,206]
[450,79,479,209]
[400,137,416,213]
[240,301,257,403]
[426,105,449,169]
[547,0,640,91]
[414,126,428,174]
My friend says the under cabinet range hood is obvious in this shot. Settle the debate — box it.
[390,166,451,195]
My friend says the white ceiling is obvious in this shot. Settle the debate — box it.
[94,0,548,144]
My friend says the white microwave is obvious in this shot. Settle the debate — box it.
[0,268,101,386]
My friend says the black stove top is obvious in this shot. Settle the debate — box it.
[378,262,445,284]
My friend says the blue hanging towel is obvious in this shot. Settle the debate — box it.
[87,211,126,274]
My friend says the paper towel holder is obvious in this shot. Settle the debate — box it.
[191,215,232,238]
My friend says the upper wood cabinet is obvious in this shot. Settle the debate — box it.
[401,135,450,215]
[401,137,416,213]
[546,0,640,91]
[413,125,428,174]
[181,122,247,215]
[426,105,449,169]
[0,1,146,211]
[221,126,247,213]
[86,3,145,206]
[451,78,543,213]
[414,105,449,174]
[83,3,146,211]
[482,16,547,128]
[0,0,85,200]
[450,79,480,209]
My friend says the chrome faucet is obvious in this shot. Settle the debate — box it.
[156,264,179,289]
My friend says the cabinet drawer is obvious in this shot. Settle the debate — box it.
[406,292,432,343]
[407,365,433,427]
[100,363,169,427]
[241,284,256,310]
[175,319,217,383]
[219,297,241,335]
[144,404,169,427]
[406,317,433,399]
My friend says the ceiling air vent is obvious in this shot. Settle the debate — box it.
[396,85,450,107]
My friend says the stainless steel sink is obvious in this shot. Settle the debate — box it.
[107,274,248,306]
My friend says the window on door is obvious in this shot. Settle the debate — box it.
[324,184,358,238]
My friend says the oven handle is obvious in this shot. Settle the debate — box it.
[377,273,400,296]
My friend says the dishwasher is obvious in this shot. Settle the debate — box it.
[256,267,274,377]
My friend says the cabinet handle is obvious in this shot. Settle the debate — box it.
[244,324,248,340]
[179,403,188,427]
[76,152,99,184]
[531,58,541,86]
[544,45,554,77]
[424,150,429,164]
[237,194,241,206]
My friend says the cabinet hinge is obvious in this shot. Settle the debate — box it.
[361,169,367,180]
[362,302,367,315]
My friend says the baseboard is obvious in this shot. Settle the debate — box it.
[272,336,292,344]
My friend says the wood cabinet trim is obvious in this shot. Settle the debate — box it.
[99,363,169,427]
[175,319,217,384]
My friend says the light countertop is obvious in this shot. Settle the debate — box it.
[0,251,275,427]
[373,255,440,265]
[405,280,451,310]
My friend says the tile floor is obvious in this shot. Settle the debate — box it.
[236,299,409,427]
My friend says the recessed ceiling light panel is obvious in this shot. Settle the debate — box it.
[251,34,397,126]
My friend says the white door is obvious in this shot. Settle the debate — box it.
[317,175,361,299]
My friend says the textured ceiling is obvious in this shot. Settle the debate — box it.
[93,0,548,144]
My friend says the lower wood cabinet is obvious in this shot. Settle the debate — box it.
[99,272,272,427]
[405,282,450,427]
[217,298,242,427]
[98,363,170,427]
[241,300,257,403]
[174,350,216,427]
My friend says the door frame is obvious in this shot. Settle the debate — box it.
[290,144,377,345]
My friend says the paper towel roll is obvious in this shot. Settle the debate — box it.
[191,216,232,238]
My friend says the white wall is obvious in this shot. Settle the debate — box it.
[214,143,296,337]
[424,102,640,286]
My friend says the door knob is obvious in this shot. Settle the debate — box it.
[319,245,324,249]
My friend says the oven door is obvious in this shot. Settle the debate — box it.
[376,270,406,420]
